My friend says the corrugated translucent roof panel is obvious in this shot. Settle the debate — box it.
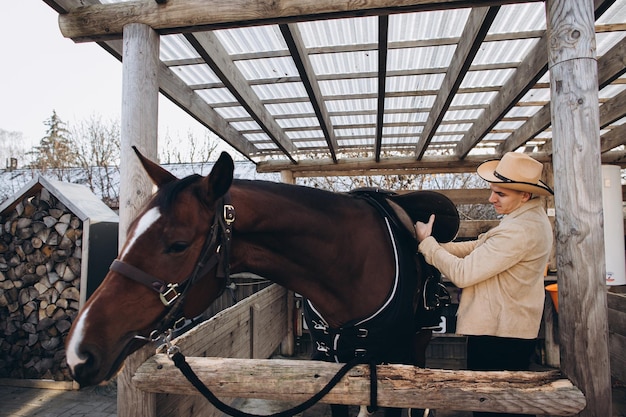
[161,35,200,61]
[251,82,308,100]
[472,39,540,66]
[171,64,221,85]
[215,26,287,54]
[214,106,251,120]
[196,88,237,104]
[298,16,378,47]
[276,117,321,129]
[266,102,315,116]
[86,0,626,166]
[489,2,546,33]
[461,69,516,88]
[385,96,436,110]
[518,88,551,104]
[333,114,377,125]
[319,78,377,96]
[386,74,446,92]
[388,45,456,71]
[235,57,300,80]
[325,99,377,112]
[390,9,471,41]
[309,51,379,75]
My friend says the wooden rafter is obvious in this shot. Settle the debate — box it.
[497,34,626,155]
[415,6,499,159]
[375,15,389,161]
[185,31,299,163]
[453,31,549,159]
[280,23,339,162]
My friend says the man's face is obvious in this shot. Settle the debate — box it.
[488,184,531,215]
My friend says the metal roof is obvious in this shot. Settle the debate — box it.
[45,0,626,175]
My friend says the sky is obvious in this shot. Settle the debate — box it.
[0,1,227,158]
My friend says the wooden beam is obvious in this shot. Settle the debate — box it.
[497,28,625,155]
[454,30,549,158]
[375,15,389,162]
[415,6,498,159]
[257,154,491,175]
[58,0,542,43]
[280,23,339,162]
[158,61,259,158]
[256,152,626,175]
[184,31,298,163]
[133,355,585,415]
[547,1,612,416]
[599,87,626,129]
[600,121,626,153]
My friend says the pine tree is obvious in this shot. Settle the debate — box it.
[29,110,77,176]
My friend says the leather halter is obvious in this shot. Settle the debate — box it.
[109,194,235,335]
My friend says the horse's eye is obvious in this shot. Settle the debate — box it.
[167,242,190,254]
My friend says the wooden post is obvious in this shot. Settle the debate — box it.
[546,1,612,416]
[118,23,160,417]
[118,23,160,241]
[279,170,296,356]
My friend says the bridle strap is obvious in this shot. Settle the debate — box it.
[109,193,235,334]
[110,259,169,294]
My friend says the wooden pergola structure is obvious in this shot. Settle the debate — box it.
[42,0,625,416]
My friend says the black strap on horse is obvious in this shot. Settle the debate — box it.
[170,350,379,417]
[110,193,235,337]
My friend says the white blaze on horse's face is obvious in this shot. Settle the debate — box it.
[66,305,91,372]
[66,207,162,377]
[120,207,162,258]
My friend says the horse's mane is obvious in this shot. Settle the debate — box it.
[153,174,203,211]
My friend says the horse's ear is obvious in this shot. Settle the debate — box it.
[203,152,234,200]
[132,146,178,187]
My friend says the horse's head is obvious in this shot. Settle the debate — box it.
[65,148,234,387]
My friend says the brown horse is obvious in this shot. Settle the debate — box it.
[65,149,458,415]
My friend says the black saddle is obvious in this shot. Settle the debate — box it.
[349,187,460,243]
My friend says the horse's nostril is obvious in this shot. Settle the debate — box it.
[68,346,100,387]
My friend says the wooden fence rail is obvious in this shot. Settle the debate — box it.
[133,355,585,416]
[119,284,587,417]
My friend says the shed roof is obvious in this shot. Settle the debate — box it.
[0,176,119,223]
[45,0,626,175]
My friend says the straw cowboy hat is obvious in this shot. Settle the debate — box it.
[477,152,554,196]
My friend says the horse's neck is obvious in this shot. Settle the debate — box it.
[229,182,395,326]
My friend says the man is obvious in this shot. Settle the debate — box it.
[415,152,554,417]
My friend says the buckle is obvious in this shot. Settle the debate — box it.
[357,328,368,338]
[223,204,235,225]
[354,348,368,358]
[316,341,330,354]
[159,283,181,306]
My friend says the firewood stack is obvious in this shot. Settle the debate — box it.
[0,188,82,381]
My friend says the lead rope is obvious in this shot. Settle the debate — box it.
[165,341,378,417]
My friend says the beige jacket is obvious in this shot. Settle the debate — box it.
[418,198,552,339]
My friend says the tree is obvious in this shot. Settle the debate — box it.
[159,129,219,165]
[71,114,121,208]
[28,111,77,180]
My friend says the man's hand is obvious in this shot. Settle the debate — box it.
[415,214,435,242]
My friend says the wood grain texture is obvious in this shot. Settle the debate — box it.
[546,1,612,416]
[133,355,586,415]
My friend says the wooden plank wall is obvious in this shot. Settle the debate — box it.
[117,284,288,417]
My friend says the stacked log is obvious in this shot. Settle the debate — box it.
[0,188,82,381]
